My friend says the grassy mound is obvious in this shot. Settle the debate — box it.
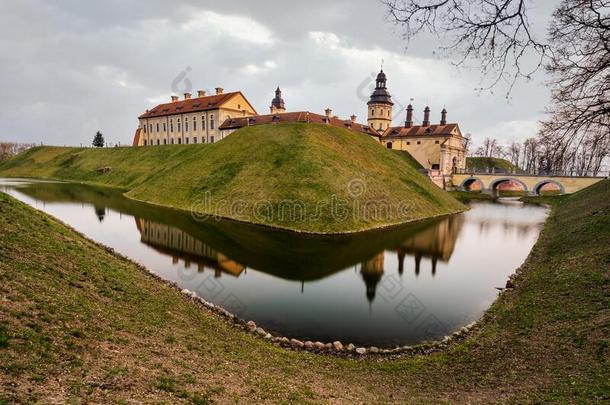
[466,156,523,173]
[0,123,464,233]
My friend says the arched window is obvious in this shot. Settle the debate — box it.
[157,139,160,145]
[178,138,182,144]
[194,137,198,144]
[177,119,181,132]
[149,124,152,133]
[156,123,160,132]
[144,139,147,145]
[170,120,174,132]
[185,137,189,144]
[387,110,390,117]
[143,125,146,133]
[185,120,188,132]
[202,116,206,130]
[163,122,167,132]
[193,117,197,131]
[210,115,215,129]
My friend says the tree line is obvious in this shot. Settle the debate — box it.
[471,136,608,176]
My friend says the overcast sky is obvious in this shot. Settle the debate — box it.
[0,0,558,147]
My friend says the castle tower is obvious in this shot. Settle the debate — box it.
[270,86,286,114]
[367,69,394,132]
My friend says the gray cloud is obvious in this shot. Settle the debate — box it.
[0,0,556,147]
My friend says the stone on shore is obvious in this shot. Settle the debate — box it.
[290,339,304,349]
[246,321,256,332]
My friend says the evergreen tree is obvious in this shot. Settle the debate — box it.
[92,131,105,148]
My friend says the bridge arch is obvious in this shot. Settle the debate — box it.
[459,176,484,191]
[532,179,565,195]
[489,177,528,193]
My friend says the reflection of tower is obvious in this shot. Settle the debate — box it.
[360,253,384,302]
[397,251,405,275]
[94,206,105,222]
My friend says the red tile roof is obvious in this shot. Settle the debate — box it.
[219,111,381,138]
[382,123,460,138]
[138,91,256,119]
[132,127,141,146]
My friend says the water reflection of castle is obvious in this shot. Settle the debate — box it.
[135,213,464,302]
[360,214,464,301]
[135,218,245,277]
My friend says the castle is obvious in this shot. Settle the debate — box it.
[133,69,467,180]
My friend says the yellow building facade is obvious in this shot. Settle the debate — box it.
[134,88,257,146]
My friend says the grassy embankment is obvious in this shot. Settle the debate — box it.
[466,156,522,173]
[1,179,608,403]
[0,123,464,233]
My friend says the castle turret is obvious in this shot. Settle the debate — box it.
[270,86,286,114]
[367,69,394,132]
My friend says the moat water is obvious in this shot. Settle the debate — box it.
[1,178,548,347]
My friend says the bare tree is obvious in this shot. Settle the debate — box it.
[0,142,36,162]
[383,0,549,92]
[506,140,521,167]
[462,132,472,154]
[538,1,610,176]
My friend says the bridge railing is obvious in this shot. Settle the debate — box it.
[454,168,608,178]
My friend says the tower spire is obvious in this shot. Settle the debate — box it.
[367,68,394,131]
[270,86,286,114]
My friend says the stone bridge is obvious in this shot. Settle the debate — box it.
[451,173,606,195]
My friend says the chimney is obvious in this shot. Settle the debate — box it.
[171,95,179,102]
[215,87,224,95]
[184,93,191,100]
[325,108,332,118]
[440,108,447,125]
[423,106,430,127]
[197,90,206,97]
[405,104,413,128]
[350,114,357,123]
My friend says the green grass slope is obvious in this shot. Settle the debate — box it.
[466,156,523,173]
[0,123,464,233]
[0,180,608,403]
